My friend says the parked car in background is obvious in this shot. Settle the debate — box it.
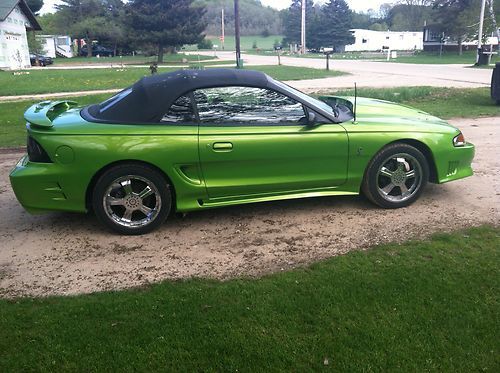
[29,54,53,66]
[79,45,115,57]
[10,69,475,234]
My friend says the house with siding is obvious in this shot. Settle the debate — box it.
[36,34,73,58]
[345,29,423,52]
[0,0,41,70]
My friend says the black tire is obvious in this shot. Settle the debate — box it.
[362,143,429,209]
[92,164,171,235]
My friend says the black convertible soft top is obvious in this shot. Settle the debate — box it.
[85,69,273,123]
[83,68,352,124]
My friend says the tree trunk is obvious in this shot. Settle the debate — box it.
[86,35,92,58]
[488,0,500,41]
[114,41,118,57]
[77,38,81,56]
[458,37,463,55]
[158,44,164,63]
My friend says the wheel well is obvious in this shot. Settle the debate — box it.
[85,160,176,212]
[387,139,438,183]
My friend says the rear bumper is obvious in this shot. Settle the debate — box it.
[9,155,86,214]
[435,143,475,184]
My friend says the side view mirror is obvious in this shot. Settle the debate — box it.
[308,111,317,125]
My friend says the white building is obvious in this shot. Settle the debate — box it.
[0,0,41,69]
[345,29,423,52]
[36,35,73,58]
[423,25,499,52]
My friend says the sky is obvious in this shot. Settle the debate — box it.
[40,0,398,15]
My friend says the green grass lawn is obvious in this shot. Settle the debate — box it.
[0,94,110,147]
[249,65,346,81]
[387,50,499,65]
[0,67,177,96]
[0,87,497,148]
[329,86,500,119]
[52,53,217,66]
[247,49,387,61]
[267,50,499,66]
[0,226,498,371]
[0,65,346,96]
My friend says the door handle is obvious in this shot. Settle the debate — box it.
[211,142,233,151]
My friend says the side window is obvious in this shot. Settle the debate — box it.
[160,94,195,123]
[195,87,306,125]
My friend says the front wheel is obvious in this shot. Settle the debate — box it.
[92,164,171,235]
[362,143,429,209]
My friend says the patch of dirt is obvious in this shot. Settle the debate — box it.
[0,117,498,298]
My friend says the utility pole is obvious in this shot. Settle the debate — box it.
[234,0,242,67]
[477,0,486,64]
[301,0,306,54]
[221,8,225,51]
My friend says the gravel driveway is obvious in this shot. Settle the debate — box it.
[0,117,498,298]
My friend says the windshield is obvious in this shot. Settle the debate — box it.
[271,79,354,122]
[271,79,337,114]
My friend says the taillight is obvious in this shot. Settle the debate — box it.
[27,136,52,163]
[453,132,465,147]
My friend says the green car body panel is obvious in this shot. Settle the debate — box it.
[10,96,474,216]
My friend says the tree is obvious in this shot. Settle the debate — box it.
[127,0,207,62]
[370,22,389,31]
[282,0,315,48]
[98,0,127,55]
[387,1,433,31]
[316,0,355,50]
[56,0,109,57]
[486,0,499,42]
[351,11,374,28]
[26,0,44,66]
[433,0,480,55]
[55,0,131,57]
[37,13,61,35]
[26,30,46,62]
[26,0,43,14]
[199,0,282,37]
[379,3,394,19]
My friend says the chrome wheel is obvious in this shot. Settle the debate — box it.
[103,175,161,228]
[376,153,423,203]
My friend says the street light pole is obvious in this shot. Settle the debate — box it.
[221,8,225,51]
[477,0,486,64]
[301,0,306,54]
[234,0,242,68]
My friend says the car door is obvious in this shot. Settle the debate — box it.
[196,86,349,200]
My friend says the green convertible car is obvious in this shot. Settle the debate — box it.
[10,69,474,234]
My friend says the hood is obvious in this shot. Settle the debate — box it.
[338,96,453,128]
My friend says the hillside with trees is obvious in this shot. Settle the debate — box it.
[197,0,282,36]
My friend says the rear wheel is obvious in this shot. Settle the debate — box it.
[92,164,171,234]
[362,143,429,208]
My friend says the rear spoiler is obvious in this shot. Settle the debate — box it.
[24,100,78,128]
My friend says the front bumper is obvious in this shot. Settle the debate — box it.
[9,155,86,214]
[435,142,475,184]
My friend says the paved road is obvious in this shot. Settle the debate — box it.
[197,51,494,91]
